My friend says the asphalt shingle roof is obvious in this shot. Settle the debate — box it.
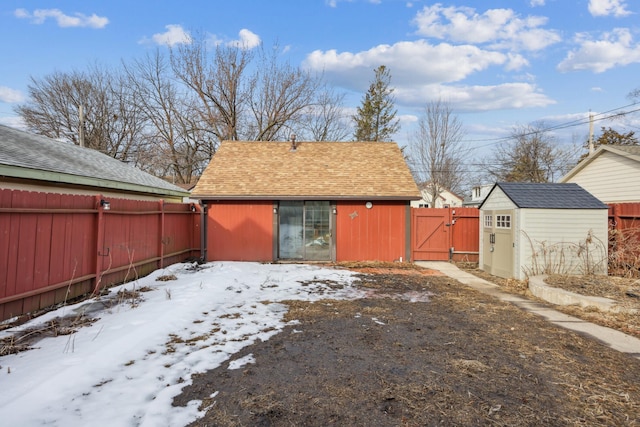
[0,124,187,196]
[489,182,608,209]
[191,141,421,200]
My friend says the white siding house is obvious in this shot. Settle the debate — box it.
[463,184,492,207]
[479,182,608,280]
[410,186,463,208]
[561,145,640,203]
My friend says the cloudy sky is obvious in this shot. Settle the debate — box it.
[1,0,639,160]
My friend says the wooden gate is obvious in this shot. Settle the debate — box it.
[411,207,479,261]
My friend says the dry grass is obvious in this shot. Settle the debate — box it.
[459,263,640,339]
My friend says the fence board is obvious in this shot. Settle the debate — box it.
[0,189,201,321]
[451,207,480,262]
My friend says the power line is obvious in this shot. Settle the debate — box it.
[459,101,640,152]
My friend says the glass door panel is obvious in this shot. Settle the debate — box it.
[303,201,331,261]
[278,201,304,259]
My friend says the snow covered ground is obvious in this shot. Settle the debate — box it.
[0,261,364,427]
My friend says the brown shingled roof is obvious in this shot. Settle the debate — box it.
[191,141,421,200]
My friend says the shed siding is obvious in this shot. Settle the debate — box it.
[479,187,514,210]
[206,201,273,261]
[336,201,407,262]
[564,151,640,203]
[518,209,608,278]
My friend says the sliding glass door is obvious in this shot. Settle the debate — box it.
[278,201,332,261]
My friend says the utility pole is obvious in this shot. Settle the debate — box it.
[79,105,85,147]
[588,111,594,155]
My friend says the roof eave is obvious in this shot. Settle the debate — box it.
[191,194,421,201]
[0,164,189,198]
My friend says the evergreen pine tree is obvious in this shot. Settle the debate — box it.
[352,65,400,141]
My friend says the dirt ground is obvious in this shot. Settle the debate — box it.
[174,263,640,426]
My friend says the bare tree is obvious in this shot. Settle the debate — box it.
[15,65,146,161]
[15,36,345,182]
[294,84,350,141]
[247,46,320,141]
[173,39,322,143]
[484,122,572,183]
[408,99,466,204]
[171,37,252,143]
[124,50,211,183]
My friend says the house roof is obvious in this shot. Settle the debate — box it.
[561,144,640,182]
[191,141,421,200]
[0,124,188,198]
[480,182,608,209]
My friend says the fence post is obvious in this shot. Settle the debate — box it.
[159,199,165,269]
[94,194,105,293]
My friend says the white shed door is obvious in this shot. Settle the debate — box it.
[482,210,515,278]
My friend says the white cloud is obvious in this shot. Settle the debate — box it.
[148,24,191,47]
[530,0,545,6]
[557,28,640,73]
[0,86,25,103]
[14,8,108,28]
[304,39,515,90]
[304,39,553,112]
[588,0,632,17]
[228,29,261,49]
[395,82,555,111]
[412,4,560,52]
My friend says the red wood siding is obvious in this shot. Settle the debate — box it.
[206,201,273,261]
[0,189,201,321]
[336,201,408,262]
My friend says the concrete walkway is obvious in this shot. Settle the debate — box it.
[415,261,640,360]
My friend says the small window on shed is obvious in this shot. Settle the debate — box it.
[484,215,493,228]
[496,214,511,229]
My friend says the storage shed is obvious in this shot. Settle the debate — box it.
[190,140,421,262]
[479,182,608,280]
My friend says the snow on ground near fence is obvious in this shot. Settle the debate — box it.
[0,262,365,427]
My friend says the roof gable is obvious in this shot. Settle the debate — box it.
[481,182,608,209]
[192,141,421,200]
[0,125,188,197]
[561,144,640,182]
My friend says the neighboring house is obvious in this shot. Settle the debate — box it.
[410,184,463,208]
[191,140,421,262]
[561,145,640,204]
[0,124,189,202]
[463,184,493,207]
[479,182,608,280]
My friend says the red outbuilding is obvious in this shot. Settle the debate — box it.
[191,140,421,262]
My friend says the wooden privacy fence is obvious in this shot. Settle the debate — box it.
[608,203,640,275]
[0,189,201,321]
[412,207,480,262]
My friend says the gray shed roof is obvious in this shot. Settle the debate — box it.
[481,182,608,209]
[0,124,188,198]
